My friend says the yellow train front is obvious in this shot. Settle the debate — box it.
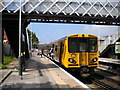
[48,34,99,77]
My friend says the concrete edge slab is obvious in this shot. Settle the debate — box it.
[0,70,12,85]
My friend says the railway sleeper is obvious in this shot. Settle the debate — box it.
[91,77,117,90]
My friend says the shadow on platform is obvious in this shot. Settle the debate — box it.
[26,58,58,70]
[1,82,80,90]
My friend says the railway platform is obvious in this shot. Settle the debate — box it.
[99,58,120,68]
[1,53,90,89]
[99,58,120,75]
[99,58,120,65]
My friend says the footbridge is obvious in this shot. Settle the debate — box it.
[0,0,120,74]
[1,0,120,25]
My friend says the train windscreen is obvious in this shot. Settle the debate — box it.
[68,37,97,53]
[89,38,97,52]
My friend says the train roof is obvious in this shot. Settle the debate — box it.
[52,34,97,43]
[68,34,97,37]
[53,36,67,43]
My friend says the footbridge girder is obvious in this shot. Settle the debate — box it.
[1,0,120,25]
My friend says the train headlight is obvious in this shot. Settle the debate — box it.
[68,58,76,63]
[93,58,97,62]
[91,58,98,63]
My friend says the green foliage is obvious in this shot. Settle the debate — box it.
[32,32,39,44]
[27,29,39,46]
[4,56,14,65]
[0,64,8,69]
[0,56,16,69]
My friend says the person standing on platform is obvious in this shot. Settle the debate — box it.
[50,48,54,60]
[37,49,42,58]
[41,48,44,57]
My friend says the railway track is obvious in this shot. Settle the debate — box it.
[68,67,120,89]
[89,67,120,89]
[96,68,120,84]
[91,76,117,90]
[76,70,119,89]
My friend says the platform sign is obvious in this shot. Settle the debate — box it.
[115,42,120,54]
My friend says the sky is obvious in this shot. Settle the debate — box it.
[27,23,118,44]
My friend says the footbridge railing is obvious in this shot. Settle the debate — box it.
[1,0,120,25]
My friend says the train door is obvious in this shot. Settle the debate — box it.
[79,38,88,66]
[79,52,88,66]
[59,42,63,64]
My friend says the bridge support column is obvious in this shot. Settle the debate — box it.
[22,22,25,72]
[0,14,3,65]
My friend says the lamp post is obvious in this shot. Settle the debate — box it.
[18,0,22,76]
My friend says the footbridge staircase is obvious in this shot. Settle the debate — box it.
[99,27,120,58]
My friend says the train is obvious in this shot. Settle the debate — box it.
[44,34,99,77]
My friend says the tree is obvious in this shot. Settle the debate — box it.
[27,29,39,48]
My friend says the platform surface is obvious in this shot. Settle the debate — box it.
[99,58,120,65]
[1,53,89,89]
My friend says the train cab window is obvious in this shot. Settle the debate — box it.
[68,37,97,53]
[89,38,97,52]
[68,38,79,53]
[79,38,87,52]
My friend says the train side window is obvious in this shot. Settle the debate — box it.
[52,44,54,48]
[55,45,57,51]
[68,38,79,53]
[61,44,64,54]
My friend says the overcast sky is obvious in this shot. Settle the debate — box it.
[28,23,118,44]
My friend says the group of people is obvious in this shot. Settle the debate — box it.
[37,48,44,58]
[37,48,54,59]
